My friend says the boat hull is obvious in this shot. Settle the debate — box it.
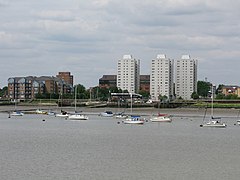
[100,112,114,117]
[115,115,128,119]
[123,120,144,124]
[123,116,145,124]
[68,114,88,120]
[11,112,24,116]
[150,116,172,122]
[202,124,226,128]
[201,121,226,128]
[47,112,55,116]
[55,114,69,118]
[36,110,47,114]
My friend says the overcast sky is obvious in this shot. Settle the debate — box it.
[0,0,239,88]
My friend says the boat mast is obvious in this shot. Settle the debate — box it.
[130,93,132,115]
[211,85,214,118]
[74,86,77,112]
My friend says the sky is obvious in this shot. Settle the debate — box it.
[0,0,240,88]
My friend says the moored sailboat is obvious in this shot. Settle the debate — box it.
[150,113,172,122]
[122,93,145,124]
[10,99,24,116]
[150,101,172,122]
[200,85,226,128]
[68,85,88,120]
[123,115,144,124]
[11,111,24,116]
[55,110,69,118]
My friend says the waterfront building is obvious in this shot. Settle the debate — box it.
[56,72,73,86]
[150,54,174,101]
[99,75,117,89]
[175,55,197,100]
[221,85,240,97]
[99,74,150,93]
[140,75,150,93]
[8,76,73,101]
[117,55,140,93]
[8,76,34,100]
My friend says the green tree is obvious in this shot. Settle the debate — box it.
[216,84,224,94]
[216,93,225,99]
[158,94,168,102]
[139,90,150,99]
[197,81,211,98]
[75,84,87,99]
[225,94,238,99]
[93,87,113,101]
[191,92,199,99]
[0,86,8,97]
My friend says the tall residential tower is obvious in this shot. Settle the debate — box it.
[150,54,174,101]
[175,55,197,100]
[117,55,140,93]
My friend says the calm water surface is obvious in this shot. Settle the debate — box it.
[0,111,240,180]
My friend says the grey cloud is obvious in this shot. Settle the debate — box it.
[0,0,240,88]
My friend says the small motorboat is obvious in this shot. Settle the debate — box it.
[68,113,88,120]
[36,109,47,114]
[11,111,24,116]
[123,115,144,124]
[150,113,172,122]
[47,111,56,116]
[115,112,128,119]
[237,120,240,125]
[99,111,114,117]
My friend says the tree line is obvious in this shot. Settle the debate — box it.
[1,82,239,100]
[192,81,239,100]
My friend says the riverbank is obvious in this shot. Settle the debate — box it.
[1,104,240,118]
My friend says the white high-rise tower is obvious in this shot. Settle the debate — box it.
[150,54,174,101]
[117,55,140,93]
[175,55,197,100]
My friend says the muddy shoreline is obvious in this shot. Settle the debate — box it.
[1,105,239,118]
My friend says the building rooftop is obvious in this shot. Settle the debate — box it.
[123,55,132,59]
[140,75,150,80]
[181,55,191,59]
[157,54,166,59]
[100,75,117,80]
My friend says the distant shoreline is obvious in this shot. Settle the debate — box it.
[1,105,239,118]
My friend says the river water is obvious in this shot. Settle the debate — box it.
[0,109,240,180]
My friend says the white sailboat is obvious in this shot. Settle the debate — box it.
[55,87,69,118]
[47,94,56,116]
[123,115,144,124]
[200,85,226,128]
[36,109,47,114]
[10,99,24,116]
[55,110,69,118]
[235,110,240,125]
[150,102,172,122]
[114,98,127,119]
[237,120,240,125]
[68,86,88,120]
[150,113,172,122]
[115,112,128,119]
[11,111,24,116]
[122,93,145,124]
